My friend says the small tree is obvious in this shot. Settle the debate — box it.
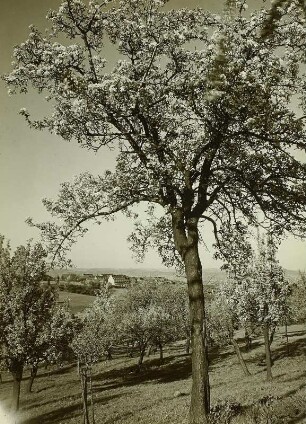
[218,225,290,381]
[24,301,75,394]
[72,284,115,424]
[207,291,251,376]
[0,236,55,411]
[288,272,306,324]
[152,284,189,360]
[114,282,176,365]
[118,294,158,366]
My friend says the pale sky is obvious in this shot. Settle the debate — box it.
[0,0,305,271]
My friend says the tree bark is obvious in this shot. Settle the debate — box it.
[26,364,38,393]
[231,339,251,376]
[158,343,164,362]
[138,346,146,367]
[185,337,191,354]
[262,323,273,381]
[172,212,210,424]
[269,326,276,347]
[105,347,112,360]
[11,364,23,412]
[80,367,90,424]
[285,321,289,356]
[146,345,152,357]
[244,327,252,351]
[185,223,210,422]
[186,248,210,424]
[89,367,95,424]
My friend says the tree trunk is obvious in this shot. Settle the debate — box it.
[269,326,276,347]
[158,343,164,362]
[146,345,152,357]
[138,346,146,367]
[244,327,252,351]
[285,321,289,356]
[231,339,251,376]
[185,336,191,355]
[185,237,210,421]
[128,342,135,358]
[105,347,112,360]
[262,323,273,381]
[186,254,210,424]
[80,367,90,424]
[172,212,210,424]
[11,364,23,412]
[89,367,95,424]
[26,364,38,393]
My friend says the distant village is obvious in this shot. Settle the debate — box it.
[82,273,134,288]
[43,270,223,303]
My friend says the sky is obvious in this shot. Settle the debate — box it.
[0,0,305,271]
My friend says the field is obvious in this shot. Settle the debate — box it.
[0,324,305,424]
[58,291,95,314]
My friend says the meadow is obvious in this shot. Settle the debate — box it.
[0,322,304,424]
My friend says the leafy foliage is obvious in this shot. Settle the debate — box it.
[288,272,306,323]
[0,236,55,373]
[4,0,306,266]
[217,226,290,332]
[71,283,116,365]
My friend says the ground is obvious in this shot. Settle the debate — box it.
[0,324,305,424]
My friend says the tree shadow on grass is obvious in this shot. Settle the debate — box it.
[93,353,192,393]
[19,363,76,386]
[23,401,83,424]
[103,393,175,424]
[94,344,256,394]
[272,338,306,361]
[23,392,80,412]
[278,382,306,400]
[286,329,306,337]
[34,382,57,394]
[23,393,124,424]
[245,337,305,367]
[209,345,234,367]
[288,410,306,423]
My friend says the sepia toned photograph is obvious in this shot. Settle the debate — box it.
[0,1,305,423]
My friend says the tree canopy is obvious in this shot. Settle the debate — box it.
[4,0,306,266]
[0,236,55,409]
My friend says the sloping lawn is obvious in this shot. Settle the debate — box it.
[58,291,96,314]
[0,324,305,424]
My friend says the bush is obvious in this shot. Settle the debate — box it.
[209,401,242,424]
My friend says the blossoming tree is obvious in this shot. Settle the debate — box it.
[218,226,291,381]
[206,289,251,377]
[5,0,306,421]
[72,284,116,424]
[0,236,55,411]
[26,302,75,394]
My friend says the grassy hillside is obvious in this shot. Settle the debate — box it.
[58,291,95,314]
[0,324,304,424]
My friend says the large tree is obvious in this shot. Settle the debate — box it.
[5,1,306,422]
